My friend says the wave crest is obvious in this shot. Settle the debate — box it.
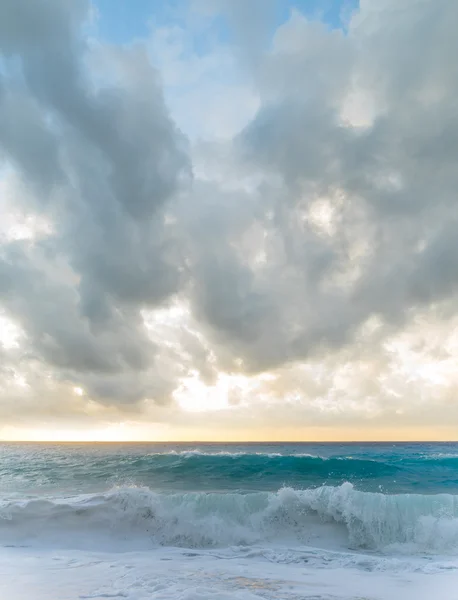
[2,483,458,555]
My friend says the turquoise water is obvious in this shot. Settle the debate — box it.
[2,442,458,495]
[2,442,458,554]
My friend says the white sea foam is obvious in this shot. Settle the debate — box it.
[146,450,297,458]
[1,545,457,600]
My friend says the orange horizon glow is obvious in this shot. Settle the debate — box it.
[1,424,457,443]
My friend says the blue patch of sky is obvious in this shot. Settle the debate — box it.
[93,0,360,47]
[93,0,183,44]
[284,0,360,31]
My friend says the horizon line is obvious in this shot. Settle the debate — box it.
[1,439,456,444]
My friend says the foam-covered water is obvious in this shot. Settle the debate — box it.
[2,442,458,599]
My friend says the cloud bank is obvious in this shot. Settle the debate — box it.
[0,0,458,439]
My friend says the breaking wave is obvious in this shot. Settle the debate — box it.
[1,483,458,555]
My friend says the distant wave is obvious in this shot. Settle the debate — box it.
[125,452,401,480]
[1,483,458,555]
[146,450,314,458]
[424,454,458,462]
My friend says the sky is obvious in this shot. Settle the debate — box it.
[0,0,457,442]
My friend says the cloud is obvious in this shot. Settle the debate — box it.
[147,19,260,140]
[0,0,190,405]
[182,1,458,377]
[1,0,458,435]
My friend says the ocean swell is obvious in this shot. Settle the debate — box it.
[135,453,400,487]
[1,483,458,555]
[4,448,458,494]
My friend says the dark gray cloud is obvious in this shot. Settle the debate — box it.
[0,0,190,404]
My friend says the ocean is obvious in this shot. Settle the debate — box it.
[1,442,458,599]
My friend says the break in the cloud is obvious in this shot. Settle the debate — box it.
[0,0,457,440]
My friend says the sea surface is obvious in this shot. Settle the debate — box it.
[1,442,458,599]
